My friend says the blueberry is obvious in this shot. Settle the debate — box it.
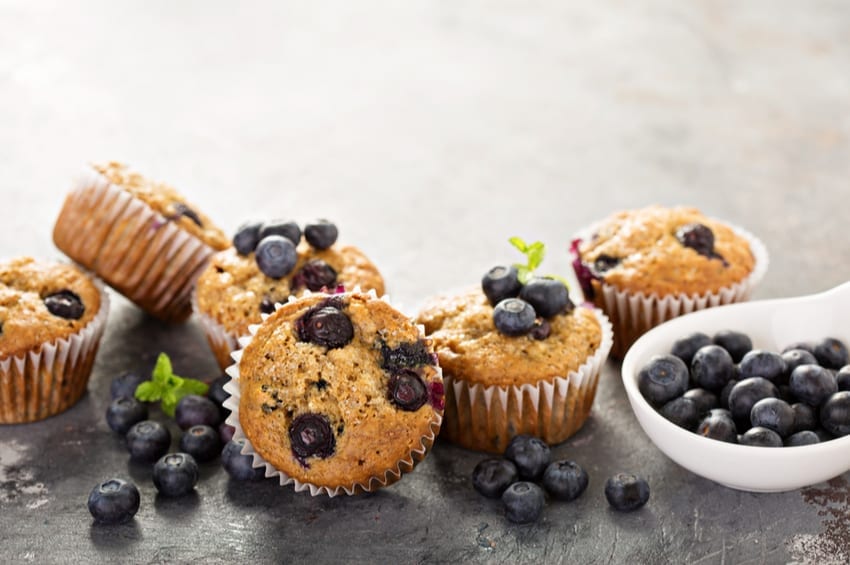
[815,428,835,442]
[604,473,650,512]
[296,305,354,349]
[233,222,262,255]
[172,203,203,227]
[87,479,140,524]
[542,460,588,502]
[671,332,712,366]
[659,397,701,431]
[814,338,850,370]
[175,394,222,430]
[712,330,753,363]
[43,290,85,320]
[696,409,738,443]
[786,430,820,447]
[126,420,171,463]
[219,422,236,444]
[110,372,146,400]
[683,388,718,415]
[259,220,301,246]
[179,425,222,462]
[675,223,715,258]
[207,375,230,412]
[789,365,837,407]
[259,296,277,315]
[518,278,572,318]
[387,370,428,412]
[304,220,338,250]
[739,427,783,447]
[782,349,819,381]
[591,254,620,276]
[481,265,522,307]
[719,379,738,410]
[783,342,815,355]
[749,398,794,437]
[380,340,435,372]
[255,235,297,279]
[739,350,787,383]
[691,345,735,391]
[529,319,551,340]
[728,377,779,424]
[820,391,850,437]
[637,355,689,406]
[289,413,336,460]
[493,298,536,337]
[501,482,545,524]
[837,366,850,392]
[106,396,149,435]
[221,439,265,481]
[472,458,519,498]
[504,435,551,481]
[292,259,338,292]
[153,453,199,497]
[791,402,818,433]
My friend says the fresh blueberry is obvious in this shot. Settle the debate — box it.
[542,460,588,502]
[110,372,146,400]
[504,435,551,481]
[671,332,713,366]
[659,397,701,431]
[106,396,149,435]
[519,277,572,318]
[791,403,818,434]
[255,235,297,279]
[296,305,354,349]
[712,330,752,363]
[637,355,689,406]
[233,222,262,255]
[675,223,716,258]
[153,453,199,497]
[221,439,265,481]
[727,377,779,424]
[719,379,738,410]
[749,398,794,438]
[472,458,519,498]
[172,203,203,227]
[126,420,171,463]
[529,319,551,340]
[683,388,718,415]
[387,370,428,411]
[501,482,545,524]
[604,473,650,512]
[380,340,435,372]
[493,298,536,337]
[786,430,820,447]
[691,345,735,391]
[259,220,301,246]
[815,428,835,442]
[820,391,850,437]
[782,349,819,381]
[175,394,222,430]
[814,338,850,370]
[696,409,738,443]
[207,375,230,413]
[739,427,783,447]
[789,365,837,407]
[304,220,338,250]
[179,425,222,462]
[837,366,850,392]
[87,479,140,524]
[739,350,787,383]
[591,254,620,276]
[43,290,85,320]
[219,423,236,444]
[481,265,523,307]
[292,259,338,291]
[289,413,336,460]
[783,342,815,355]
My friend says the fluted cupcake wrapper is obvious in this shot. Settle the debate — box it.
[0,277,109,423]
[222,287,444,497]
[191,290,242,371]
[53,166,218,323]
[440,306,613,454]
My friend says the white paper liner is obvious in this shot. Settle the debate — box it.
[191,290,242,371]
[573,223,769,359]
[53,166,220,323]
[0,275,110,423]
[440,307,613,453]
[221,287,444,497]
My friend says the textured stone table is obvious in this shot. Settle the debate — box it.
[2,1,849,563]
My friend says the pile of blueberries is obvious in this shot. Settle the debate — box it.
[471,435,650,524]
[481,266,573,339]
[638,332,850,447]
[89,374,264,524]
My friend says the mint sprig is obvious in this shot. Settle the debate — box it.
[135,353,209,417]
[509,236,570,287]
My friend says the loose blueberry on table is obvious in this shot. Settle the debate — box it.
[126,420,172,463]
[541,460,589,501]
[88,478,141,524]
[472,458,519,498]
[604,473,651,512]
[502,482,546,524]
[504,435,551,481]
[175,394,222,430]
[110,372,146,400]
[153,453,200,497]
[106,396,149,435]
[179,425,222,462]
[221,439,265,481]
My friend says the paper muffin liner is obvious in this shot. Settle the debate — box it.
[440,307,613,454]
[53,166,220,323]
[572,223,769,359]
[221,288,444,497]
[0,277,109,424]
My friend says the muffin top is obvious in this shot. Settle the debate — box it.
[238,291,443,490]
[196,244,385,337]
[417,287,602,387]
[93,162,229,250]
[574,206,755,297]
[0,257,102,360]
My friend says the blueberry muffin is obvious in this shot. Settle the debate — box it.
[53,162,229,323]
[226,290,442,495]
[571,206,767,358]
[195,220,385,369]
[0,257,109,423]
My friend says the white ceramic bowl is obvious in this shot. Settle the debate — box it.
[621,282,850,493]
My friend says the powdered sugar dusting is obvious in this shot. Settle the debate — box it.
[787,477,850,564]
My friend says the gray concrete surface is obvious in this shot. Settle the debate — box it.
[2,1,850,563]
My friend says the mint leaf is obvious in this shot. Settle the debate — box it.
[152,353,174,385]
[527,242,545,271]
[508,236,528,254]
[142,352,210,417]
[176,379,209,397]
[161,389,180,417]
[135,380,162,402]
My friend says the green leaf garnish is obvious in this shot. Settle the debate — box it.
[508,237,569,289]
[134,353,210,417]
